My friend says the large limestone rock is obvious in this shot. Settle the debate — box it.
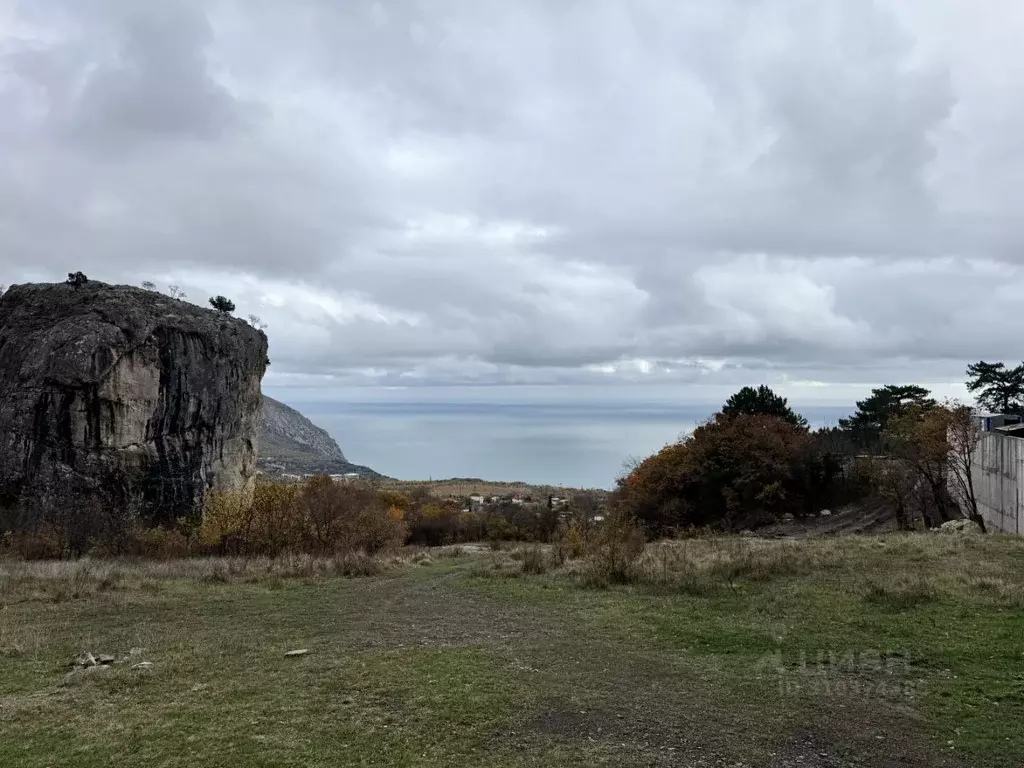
[0,280,267,521]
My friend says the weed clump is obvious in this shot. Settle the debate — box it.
[863,581,939,611]
[581,510,646,586]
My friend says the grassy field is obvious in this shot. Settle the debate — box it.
[2,535,1023,767]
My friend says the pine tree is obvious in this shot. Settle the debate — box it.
[208,296,236,314]
[721,385,808,429]
[965,361,1024,413]
[838,384,935,450]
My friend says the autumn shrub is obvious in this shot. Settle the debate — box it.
[201,481,303,555]
[520,545,550,574]
[201,478,406,555]
[583,509,646,585]
[297,477,404,554]
[552,520,586,563]
[616,413,840,534]
[405,500,487,546]
[2,481,151,558]
[5,525,64,561]
[130,526,193,560]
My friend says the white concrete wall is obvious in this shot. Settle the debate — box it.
[970,432,1024,534]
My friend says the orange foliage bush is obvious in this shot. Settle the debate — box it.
[201,478,406,556]
[617,413,839,533]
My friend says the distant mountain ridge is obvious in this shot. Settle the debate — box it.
[258,395,378,478]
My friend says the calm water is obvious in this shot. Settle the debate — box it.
[282,398,853,489]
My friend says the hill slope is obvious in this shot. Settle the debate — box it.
[258,396,378,478]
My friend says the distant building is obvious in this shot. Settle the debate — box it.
[978,413,1023,432]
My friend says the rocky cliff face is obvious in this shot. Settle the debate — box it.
[260,396,347,464]
[0,281,268,521]
[257,396,379,478]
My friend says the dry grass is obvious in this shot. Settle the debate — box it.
[11,533,1017,608]
[2,533,1024,766]
[0,549,447,606]
[479,532,1024,605]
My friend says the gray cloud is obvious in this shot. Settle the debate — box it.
[2,0,1023,400]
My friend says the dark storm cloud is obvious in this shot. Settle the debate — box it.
[2,0,1023,398]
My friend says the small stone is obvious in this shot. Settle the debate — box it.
[132,661,155,671]
[284,649,309,657]
[819,509,832,517]
[97,654,116,665]
[76,652,97,668]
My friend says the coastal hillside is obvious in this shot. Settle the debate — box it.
[258,395,378,478]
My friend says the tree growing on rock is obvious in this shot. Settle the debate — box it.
[721,385,808,428]
[140,281,156,291]
[209,296,236,314]
[167,285,187,300]
[66,272,88,289]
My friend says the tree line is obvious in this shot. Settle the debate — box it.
[1,359,1017,559]
[616,361,1018,535]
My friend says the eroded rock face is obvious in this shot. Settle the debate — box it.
[0,281,267,521]
[261,395,347,464]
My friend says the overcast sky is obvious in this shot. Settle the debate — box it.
[3,0,1023,405]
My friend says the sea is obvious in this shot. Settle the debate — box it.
[270,389,853,490]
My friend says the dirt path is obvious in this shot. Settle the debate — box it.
[757,503,900,539]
